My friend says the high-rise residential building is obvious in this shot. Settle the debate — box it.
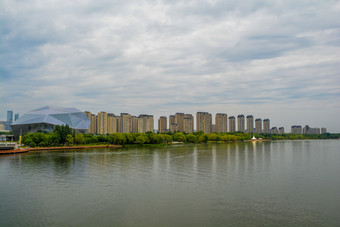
[291,125,302,134]
[215,113,228,133]
[184,114,194,133]
[303,125,310,134]
[303,126,321,135]
[271,127,278,134]
[116,116,122,133]
[197,112,212,133]
[279,127,284,134]
[246,115,254,133]
[7,111,13,123]
[211,124,216,132]
[131,116,138,133]
[228,116,236,132]
[0,124,5,131]
[158,116,167,133]
[175,113,185,132]
[169,113,193,133]
[255,118,262,134]
[14,113,19,121]
[137,114,154,133]
[263,119,270,133]
[91,114,97,134]
[108,113,117,133]
[321,128,327,134]
[97,111,108,134]
[84,111,92,133]
[121,113,132,133]
[237,114,245,132]
[169,115,177,132]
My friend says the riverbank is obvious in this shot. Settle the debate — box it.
[0,145,122,155]
[0,148,30,155]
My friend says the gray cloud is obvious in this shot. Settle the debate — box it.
[1,0,340,131]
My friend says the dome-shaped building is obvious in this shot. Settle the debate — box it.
[11,106,90,135]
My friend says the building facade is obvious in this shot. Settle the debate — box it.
[263,119,270,134]
[237,114,245,132]
[215,113,228,133]
[255,118,262,134]
[158,116,167,133]
[246,115,254,133]
[97,112,108,134]
[169,115,177,132]
[108,113,117,134]
[228,116,236,132]
[279,127,284,134]
[291,125,302,134]
[138,114,154,133]
[197,112,212,134]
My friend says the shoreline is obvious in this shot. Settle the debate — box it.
[0,145,122,155]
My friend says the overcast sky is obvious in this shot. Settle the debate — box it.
[1,0,340,132]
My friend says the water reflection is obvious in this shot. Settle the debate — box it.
[1,141,340,227]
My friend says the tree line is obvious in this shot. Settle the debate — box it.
[21,125,340,147]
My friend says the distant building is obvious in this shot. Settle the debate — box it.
[303,125,321,134]
[228,116,236,132]
[169,113,193,133]
[197,112,212,134]
[215,113,228,133]
[108,113,118,133]
[183,114,194,133]
[131,116,138,133]
[117,116,122,133]
[0,124,5,131]
[121,113,132,133]
[237,115,245,132]
[7,110,13,131]
[271,127,278,134]
[11,106,90,136]
[158,116,167,133]
[263,119,270,134]
[169,115,177,132]
[255,118,262,134]
[0,121,10,131]
[246,115,254,133]
[279,127,284,134]
[211,124,216,132]
[7,111,13,123]
[97,112,108,134]
[138,114,154,133]
[321,128,327,134]
[14,113,19,121]
[291,125,302,134]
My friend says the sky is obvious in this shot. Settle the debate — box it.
[1,0,340,132]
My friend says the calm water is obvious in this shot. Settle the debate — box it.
[1,140,339,227]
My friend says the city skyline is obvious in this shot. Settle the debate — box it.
[1,0,339,132]
[0,108,331,134]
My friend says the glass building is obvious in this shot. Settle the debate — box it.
[11,106,90,135]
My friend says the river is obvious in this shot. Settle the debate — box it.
[0,140,339,226]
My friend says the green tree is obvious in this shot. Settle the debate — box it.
[74,134,84,144]
[54,125,72,144]
[173,132,186,142]
[136,135,148,144]
[109,133,127,145]
[186,134,197,143]
[66,134,74,145]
